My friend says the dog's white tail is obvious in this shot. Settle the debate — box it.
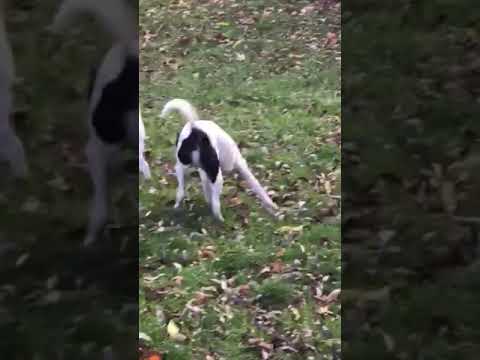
[160,99,200,123]
[236,157,278,214]
[49,0,136,46]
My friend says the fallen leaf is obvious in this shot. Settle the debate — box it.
[317,304,333,316]
[271,260,284,273]
[139,332,152,342]
[290,307,301,320]
[325,288,341,303]
[324,180,332,194]
[198,246,216,260]
[277,225,304,237]
[172,276,184,286]
[323,32,338,48]
[167,320,179,337]
[194,291,211,305]
[235,53,246,61]
[167,320,187,342]
[237,284,250,297]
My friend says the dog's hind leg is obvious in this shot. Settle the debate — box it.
[235,156,277,214]
[174,162,187,208]
[84,136,110,246]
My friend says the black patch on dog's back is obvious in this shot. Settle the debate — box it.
[178,128,219,183]
[91,56,139,144]
[199,135,220,183]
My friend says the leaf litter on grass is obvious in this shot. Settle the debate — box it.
[140,0,340,359]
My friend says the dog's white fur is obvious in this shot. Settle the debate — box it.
[0,2,28,177]
[139,109,151,179]
[161,99,278,221]
[49,0,149,245]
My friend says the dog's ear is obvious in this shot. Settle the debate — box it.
[175,132,180,146]
[200,136,220,183]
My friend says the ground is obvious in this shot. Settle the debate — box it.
[343,1,480,358]
[1,1,137,357]
[139,1,341,359]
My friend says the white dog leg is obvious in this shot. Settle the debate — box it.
[139,111,151,179]
[235,156,277,214]
[139,154,150,179]
[209,171,224,222]
[0,84,28,178]
[199,170,212,205]
[174,162,187,208]
[84,137,110,246]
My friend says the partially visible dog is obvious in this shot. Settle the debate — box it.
[139,108,151,179]
[161,99,278,221]
[48,0,149,245]
[0,1,28,177]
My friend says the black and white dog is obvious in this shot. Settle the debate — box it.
[0,2,28,178]
[48,0,150,244]
[161,99,278,221]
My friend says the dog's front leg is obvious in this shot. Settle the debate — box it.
[84,137,109,246]
[209,171,224,222]
[199,170,212,205]
[174,162,187,208]
[0,124,28,178]
[138,111,151,179]
[0,84,28,178]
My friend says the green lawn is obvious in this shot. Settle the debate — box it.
[1,2,137,357]
[139,1,341,359]
[342,1,480,358]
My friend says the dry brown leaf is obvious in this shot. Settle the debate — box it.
[172,276,183,286]
[324,180,332,194]
[290,307,301,320]
[237,284,251,297]
[276,248,286,257]
[323,32,338,48]
[193,291,211,305]
[325,288,341,303]
[317,304,333,316]
[261,349,271,360]
[198,246,216,260]
[271,260,285,273]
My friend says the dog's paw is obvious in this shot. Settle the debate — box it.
[215,214,225,222]
[263,202,278,215]
[141,168,151,179]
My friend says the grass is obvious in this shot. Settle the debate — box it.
[1,1,137,358]
[343,0,480,358]
[139,0,341,359]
